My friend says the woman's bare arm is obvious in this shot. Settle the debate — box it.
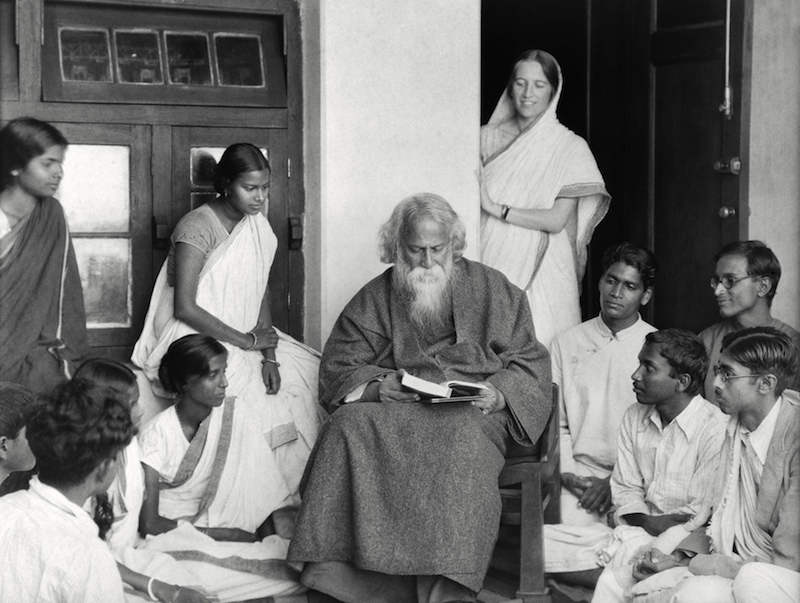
[173,243,274,350]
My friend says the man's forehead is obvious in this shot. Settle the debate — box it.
[638,342,664,363]
[404,218,448,245]
[603,261,644,286]
[716,254,749,275]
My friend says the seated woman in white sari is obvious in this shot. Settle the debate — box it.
[77,358,300,602]
[135,336,304,602]
[132,143,321,508]
[479,50,611,347]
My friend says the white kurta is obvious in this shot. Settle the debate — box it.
[551,315,656,524]
[0,477,125,603]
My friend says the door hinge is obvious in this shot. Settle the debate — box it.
[287,158,291,179]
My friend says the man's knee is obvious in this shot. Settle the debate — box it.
[733,563,800,603]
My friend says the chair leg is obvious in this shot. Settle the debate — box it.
[516,470,550,603]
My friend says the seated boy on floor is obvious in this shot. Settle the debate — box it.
[0,379,135,601]
[0,381,37,495]
[543,330,727,600]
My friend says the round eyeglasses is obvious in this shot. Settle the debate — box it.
[709,274,759,290]
[712,365,768,383]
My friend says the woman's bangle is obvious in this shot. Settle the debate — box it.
[261,357,280,367]
[243,331,257,350]
[146,576,158,601]
[500,204,511,221]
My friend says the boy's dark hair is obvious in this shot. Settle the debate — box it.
[644,329,708,396]
[0,382,34,440]
[721,327,798,396]
[602,242,658,290]
[27,379,134,488]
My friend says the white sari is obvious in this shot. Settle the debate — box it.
[480,59,610,347]
[104,437,304,602]
[132,209,321,503]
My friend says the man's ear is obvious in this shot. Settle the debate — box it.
[755,276,772,299]
[757,373,778,394]
[0,435,8,461]
[640,287,653,307]
[675,372,692,393]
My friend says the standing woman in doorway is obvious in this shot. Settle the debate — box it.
[0,117,88,393]
[133,143,321,508]
[479,50,610,347]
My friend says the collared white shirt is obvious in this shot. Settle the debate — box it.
[0,477,125,602]
[740,395,782,478]
[551,314,657,475]
[611,395,728,523]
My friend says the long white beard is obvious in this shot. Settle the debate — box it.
[394,257,454,332]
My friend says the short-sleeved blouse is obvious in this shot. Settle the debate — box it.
[138,406,190,483]
[166,203,230,285]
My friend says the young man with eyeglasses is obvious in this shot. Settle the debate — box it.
[629,327,800,603]
[700,241,800,402]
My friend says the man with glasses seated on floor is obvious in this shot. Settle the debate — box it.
[700,241,800,403]
[630,327,800,603]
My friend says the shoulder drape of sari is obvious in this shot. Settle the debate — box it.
[132,211,277,382]
[0,198,88,391]
[132,208,322,503]
[479,61,610,346]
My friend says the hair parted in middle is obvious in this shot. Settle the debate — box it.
[212,143,270,197]
[378,193,466,265]
[644,328,709,396]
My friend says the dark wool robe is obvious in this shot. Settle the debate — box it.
[288,259,551,592]
[0,198,88,394]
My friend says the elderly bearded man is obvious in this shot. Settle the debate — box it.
[287,193,551,603]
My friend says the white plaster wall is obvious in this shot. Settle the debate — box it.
[748,0,800,327]
[300,0,481,350]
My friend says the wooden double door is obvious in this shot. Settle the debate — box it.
[54,123,295,360]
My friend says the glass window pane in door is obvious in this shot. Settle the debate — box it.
[165,32,212,85]
[60,145,130,232]
[115,30,163,84]
[214,34,264,87]
[72,238,131,328]
[59,29,112,82]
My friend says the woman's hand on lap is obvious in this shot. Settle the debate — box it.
[261,361,281,394]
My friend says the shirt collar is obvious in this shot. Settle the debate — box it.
[645,395,706,439]
[29,476,100,536]
[595,313,644,341]
[742,396,782,465]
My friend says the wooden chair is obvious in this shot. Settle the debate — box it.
[487,383,561,602]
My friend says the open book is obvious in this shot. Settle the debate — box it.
[400,372,488,403]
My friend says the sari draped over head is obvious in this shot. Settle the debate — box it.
[132,207,321,503]
[0,198,88,393]
[480,56,610,347]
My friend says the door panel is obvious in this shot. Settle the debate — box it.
[54,122,152,353]
[169,127,292,331]
[649,1,745,332]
